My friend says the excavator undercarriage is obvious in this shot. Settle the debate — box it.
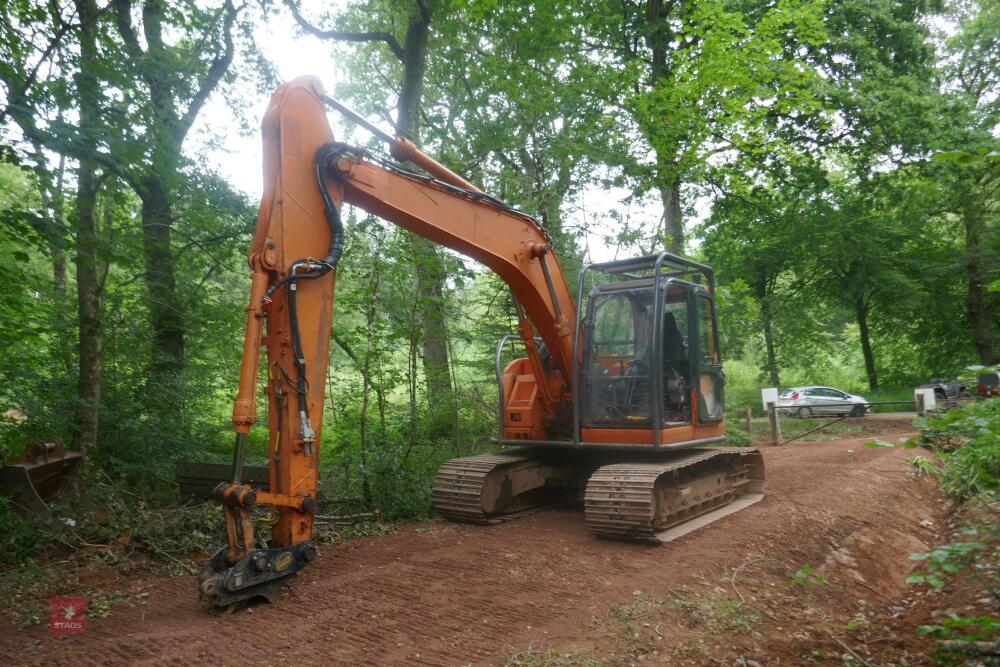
[433,447,764,543]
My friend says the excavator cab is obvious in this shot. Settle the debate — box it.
[575,253,725,443]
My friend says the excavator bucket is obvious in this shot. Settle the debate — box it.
[0,438,84,516]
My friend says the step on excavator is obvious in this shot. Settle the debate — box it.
[198,76,764,607]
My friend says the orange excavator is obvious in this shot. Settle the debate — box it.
[198,76,764,607]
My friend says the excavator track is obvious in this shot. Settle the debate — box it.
[432,450,580,524]
[584,448,764,544]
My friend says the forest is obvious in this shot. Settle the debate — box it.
[0,0,998,521]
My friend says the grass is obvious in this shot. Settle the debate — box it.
[865,387,920,414]
[671,595,759,634]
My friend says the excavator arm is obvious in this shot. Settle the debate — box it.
[198,76,578,606]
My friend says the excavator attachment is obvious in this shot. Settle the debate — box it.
[0,438,84,516]
[198,540,317,607]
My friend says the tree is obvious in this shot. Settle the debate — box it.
[289,0,457,433]
[590,0,827,252]
[933,0,1000,363]
[72,0,103,453]
[111,0,239,380]
[0,0,108,452]
[426,0,617,260]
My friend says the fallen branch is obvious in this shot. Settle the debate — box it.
[854,579,894,604]
[730,558,762,604]
[828,633,875,667]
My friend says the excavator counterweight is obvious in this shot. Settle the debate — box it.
[200,76,764,608]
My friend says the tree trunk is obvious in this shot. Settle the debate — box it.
[139,173,186,377]
[854,293,879,392]
[43,151,74,373]
[964,205,998,364]
[408,236,454,427]
[111,0,235,389]
[396,4,455,433]
[72,0,103,454]
[659,182,683,254]
[757,278,780,386]
[644,0,684,254]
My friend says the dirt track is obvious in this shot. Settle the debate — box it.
[3,420,947,666]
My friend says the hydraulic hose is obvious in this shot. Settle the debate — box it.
[264,143,347,443]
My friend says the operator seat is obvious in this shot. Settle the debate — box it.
[662,313,686,369]
[662,312,689,416]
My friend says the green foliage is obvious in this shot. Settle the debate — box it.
[0,468,223,569]
[907,454,941,477]
[907,537,990,590]
[907,524,999,654]
[918,399,1000,500]
[0,495,51,564]
[790,564,826,587]
[909,397,1000,658]
[721,426,751,448]
[702,597,760,633]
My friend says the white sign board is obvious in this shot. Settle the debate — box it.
[761,387,779,412]
[914,388,936,412]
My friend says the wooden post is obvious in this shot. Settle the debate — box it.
[744,407,752,434]
[916,393,925,417]
[767,401,782,446]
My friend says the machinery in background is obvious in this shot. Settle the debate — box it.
[0,437,84,516]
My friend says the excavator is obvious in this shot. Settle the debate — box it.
[198,76,765,607]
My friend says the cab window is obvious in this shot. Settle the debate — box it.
[592,293,635,357]
[697,295,718,365]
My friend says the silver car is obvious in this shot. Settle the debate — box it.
[778,386,869,418]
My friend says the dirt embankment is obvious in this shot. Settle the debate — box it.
[2,419,958,666]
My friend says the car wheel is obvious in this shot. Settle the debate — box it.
[797,407,812,419]
[850,404,865,417]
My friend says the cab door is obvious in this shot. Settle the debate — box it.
[692,292,724,423]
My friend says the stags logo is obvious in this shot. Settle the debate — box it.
[274,552,294,572]
[49,596,87,635]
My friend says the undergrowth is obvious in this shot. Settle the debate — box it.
[0,468,223,570]
[907,398,1000,663]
